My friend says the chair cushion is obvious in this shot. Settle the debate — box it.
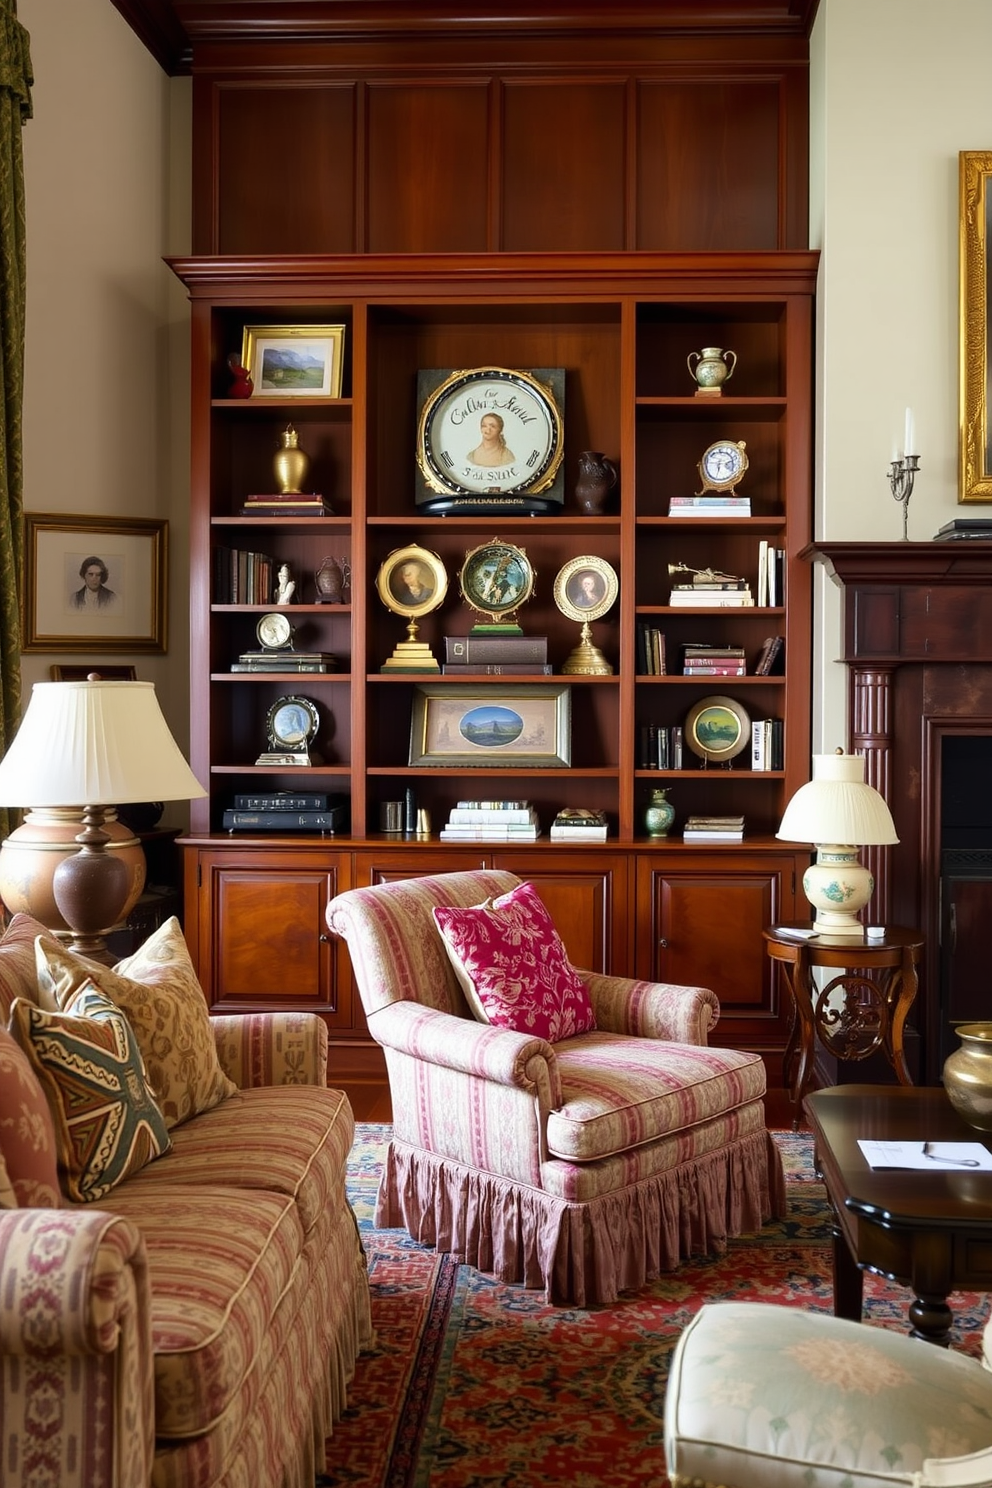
[0,1024,61,1207]
[432,879,596,1041]
[8,983,172,1202]
[548,1033,767,1162]
[665,1302,992,1488]
[35,916,237,1128]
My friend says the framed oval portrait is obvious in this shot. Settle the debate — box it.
[684,695,751,765]
[417,367,564,501]
[376,545,448,620]
[266,694,320,751]
[459,540,535,624]
[553,555,619,623]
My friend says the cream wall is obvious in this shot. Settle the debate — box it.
[809,0,992,747]
[16,0,992,779]
[17,0,191,807]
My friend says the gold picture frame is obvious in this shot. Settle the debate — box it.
[409,684,571,768]
[684,694,751,766]
[375,544,448,619]
[552,554,618,624]
[23,514,167,653]
[241,324,346,399]
[960,152,992,502]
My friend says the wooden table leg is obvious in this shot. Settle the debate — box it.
[884,949,919,1085]
[831,1217,864,1322]
[908,1292,953,1347]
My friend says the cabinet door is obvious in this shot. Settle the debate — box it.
[489,852,632,977]
[636,852,800,1056]
[185,846,354,1024]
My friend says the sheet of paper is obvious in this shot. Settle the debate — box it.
[858,1139,992,1171]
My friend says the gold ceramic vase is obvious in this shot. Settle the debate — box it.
[274,426,310,494]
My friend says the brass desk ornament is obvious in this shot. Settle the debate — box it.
[553,555,619,675]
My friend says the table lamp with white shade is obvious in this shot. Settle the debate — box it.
[0,679,206,963]
[776,750,899,936]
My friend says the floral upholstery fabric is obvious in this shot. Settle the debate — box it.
[35,916,238,1128]
[433,878,596,1040]
[0,1025,61,1208]
[9,984,171,1202]
[327,868,785,1306]
[665,1302,992,1488]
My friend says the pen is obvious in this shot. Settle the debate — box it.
[922,1142,982,1168]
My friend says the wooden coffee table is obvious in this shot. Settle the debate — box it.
[804,1084,992,1346]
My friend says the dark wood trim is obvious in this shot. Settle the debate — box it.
[110,0,191,74]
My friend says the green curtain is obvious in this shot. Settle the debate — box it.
[0,2,30,841]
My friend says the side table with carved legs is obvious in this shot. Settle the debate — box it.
[763,925,924,1126]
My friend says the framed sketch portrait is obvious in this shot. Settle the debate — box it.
[375,545,448,619]
[23,514,167,653]
[960,151,992,502]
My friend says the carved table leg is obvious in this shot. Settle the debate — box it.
[908,1293,953,1347]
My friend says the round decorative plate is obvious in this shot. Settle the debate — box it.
[459,540,535,624]
[684,695,751,764]
[417,367,563,498]
[266,695,319,751]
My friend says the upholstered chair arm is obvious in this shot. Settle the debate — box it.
[368,1001,562,1106]
[211,1011,328,1088]
[0,1208,155,1487]
[581,972,720,1044]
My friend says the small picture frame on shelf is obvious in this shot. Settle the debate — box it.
[241,324,346,399]
[409,684,571,768]
[375,544,448,619]
[553,555,618,623]
[23,513,167,653]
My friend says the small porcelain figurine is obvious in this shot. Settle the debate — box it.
[275,563,296,605]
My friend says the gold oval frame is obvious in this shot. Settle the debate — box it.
[553,555,619,623]
[376,545,448,619]
[417,367,564,499]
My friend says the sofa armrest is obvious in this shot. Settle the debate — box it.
[367,1000,562,1105]
[0,1208,155,1488]
[581,972,719,1044]
[211,1011,328,1089]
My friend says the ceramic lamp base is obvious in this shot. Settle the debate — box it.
[802,845,873,936]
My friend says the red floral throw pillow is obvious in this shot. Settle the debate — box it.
[433,879,595,1042]
[0,1025,61,1208]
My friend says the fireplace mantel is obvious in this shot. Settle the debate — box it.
[808,540,992,1081]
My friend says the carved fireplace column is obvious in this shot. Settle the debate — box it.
[850,665,896,921]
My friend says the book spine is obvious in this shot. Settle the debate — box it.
[441,663,553,674]
[223,810,345,830]
[439,828,540,840]
[549,828,608,840]
[233,794,330,810]
[682,664,747,676]
[447,808,537,824]
[444,635,548,663]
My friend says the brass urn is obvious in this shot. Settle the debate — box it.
[943,1023,992,1131]
[274,425,310,494]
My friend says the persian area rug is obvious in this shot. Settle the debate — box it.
[320,1126,990,1488]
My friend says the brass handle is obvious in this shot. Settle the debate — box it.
[659,937,669,949]
[319,933,330,943]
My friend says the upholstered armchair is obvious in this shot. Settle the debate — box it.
[665,1301,992,1488]
[326,869,785,1306]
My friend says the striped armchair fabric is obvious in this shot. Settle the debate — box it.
[326,869,785,1306]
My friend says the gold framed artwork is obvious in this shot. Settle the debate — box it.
[959,151,992,503]
[409,684,571,768]
[241,324,346,399]
[23,514,167,653]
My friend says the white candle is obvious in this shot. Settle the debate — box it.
[904,406,915,457]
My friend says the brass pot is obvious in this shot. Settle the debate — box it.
[943,1023,992,1131]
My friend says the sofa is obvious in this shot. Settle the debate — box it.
[0,911,373,1488]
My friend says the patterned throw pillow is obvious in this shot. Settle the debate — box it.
[432,879,596,1042]
[9,985,171,1203]
[35,916,237,1128]
[0,1024,61,1208]
[0,912,75,1021]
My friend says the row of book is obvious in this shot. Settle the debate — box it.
[683,814,745,842]
[756,542,786,607]
[241,491,335,517]
[635,627,784,677]
[668,495,751,517]
[637,724,685,771]
[214,545,277,605]
[438,800,611,842]
[751,718,784,771]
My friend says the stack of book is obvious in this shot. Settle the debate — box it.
[754,635,785,675]
[682,814,745,842]
[222,792,348,833]
[668,494,752,517]
[636,623,667,675]
[241,491,334,518]
[682,645,746,677]
[443,635,551,675]
[637,723,684,770]
[668,579,753,608]
[549,809,608,842]
[439,799,542,841]
[750,718,784,771]
[230,648,335,673]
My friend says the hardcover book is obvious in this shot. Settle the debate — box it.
[222,807,348,831]
[233,792,335,811]
[444,634,548,663]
